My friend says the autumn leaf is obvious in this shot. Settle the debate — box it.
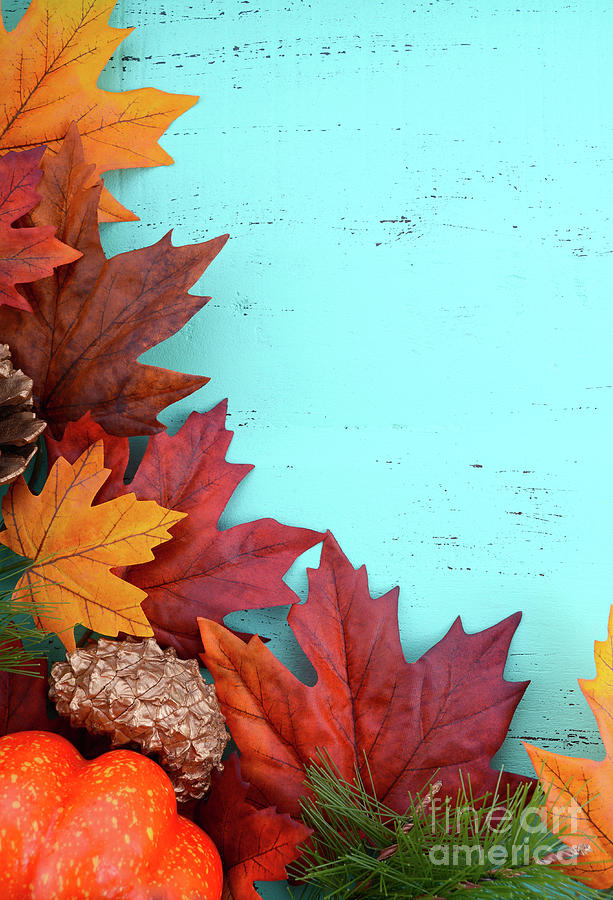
[524,605,613,889]
[198,532,529,819]
[0,441,185,650]
[0,146,80,310]
[127,407,324,657]
[0,0,197,222]
[0,125,227,438]
[46,410,129,503]
[0,653,55,735]
[46,402,324,657]
[198,755,310,900]
[0,647,117,764]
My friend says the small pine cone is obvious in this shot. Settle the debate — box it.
[49,637,230,802]
[0,344,46,485]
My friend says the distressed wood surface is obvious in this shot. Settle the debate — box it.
[3,1,613,894]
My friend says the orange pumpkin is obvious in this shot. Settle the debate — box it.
[0,731,223,900]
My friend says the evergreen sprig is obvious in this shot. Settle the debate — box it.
[0,544,53,675]
[290,754,610,900]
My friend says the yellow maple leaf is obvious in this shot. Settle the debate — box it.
[525,606,613,888]
[0,0,197,222]
[0,441,186,650]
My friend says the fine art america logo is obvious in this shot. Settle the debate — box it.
[426,798,587,867]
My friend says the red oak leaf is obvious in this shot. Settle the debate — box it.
[198,532,529,819]
[198,754,310,900]
[46,402,324,656]
[0,147,80,311]
[0,125,227,438]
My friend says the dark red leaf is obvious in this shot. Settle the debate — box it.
[198,755,310,900]
[198,532,530,819]
[0,644,126,759]
[0,654,58,735]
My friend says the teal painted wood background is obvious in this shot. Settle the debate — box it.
[4,0,613,895]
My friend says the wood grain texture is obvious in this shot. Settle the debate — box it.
[3,1,613,895]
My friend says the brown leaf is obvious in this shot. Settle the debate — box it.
[0,126,227,438]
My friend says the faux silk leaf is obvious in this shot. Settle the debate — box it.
[46,410,129,503]
[0,648,115,762]
[46,403,324,657]
[0,441,185,651]
[0,126,227,438]
[0,147,80,310]
[198,532,529,819]
[0,0,197,222]
[198,755,311,900]
[127,407,324,656]
[525,606,613,889]
[0,654,56,735]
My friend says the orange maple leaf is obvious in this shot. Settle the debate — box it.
[525,607,613,889]
[0,0,197,222]
[0,441,186,650]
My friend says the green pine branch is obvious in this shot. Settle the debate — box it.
[290,753,612,900]
[0,544,53,676]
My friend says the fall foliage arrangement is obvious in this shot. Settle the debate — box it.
[0,1,611,899]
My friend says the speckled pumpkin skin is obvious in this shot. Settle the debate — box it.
[0,731,223,900]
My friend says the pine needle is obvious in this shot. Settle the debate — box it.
[0,544,56,675]
[290,752,611,899]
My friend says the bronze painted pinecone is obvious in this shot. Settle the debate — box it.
[0,344,46,485]
[49,637,230,802]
